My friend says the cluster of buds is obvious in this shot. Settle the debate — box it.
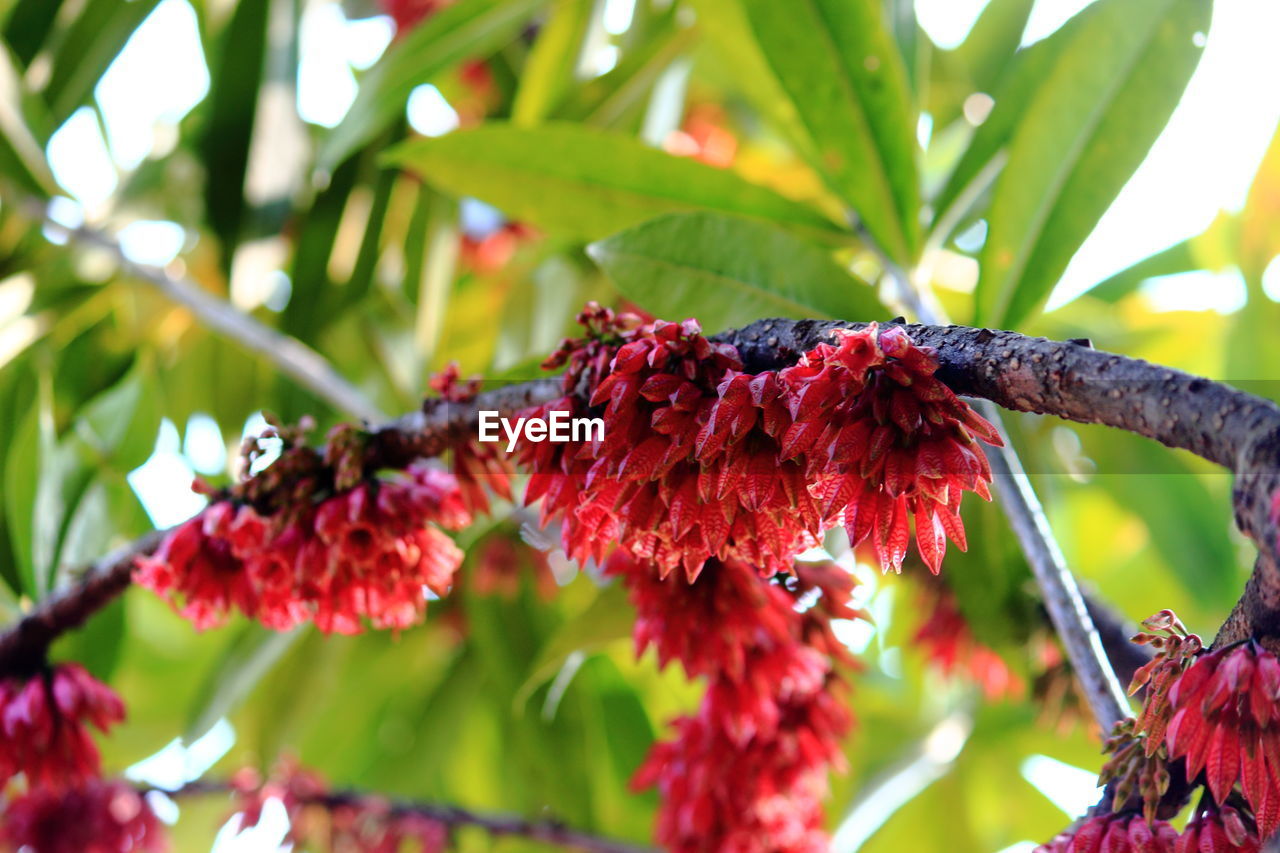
[1128,610,1204,750]
[427,364,514,516]
[1099,719,1171,824]
[231,760,447,853]
[0,779,165,853]
[521,307,999,580]
[611,553,864,852]
[0,663,125,791]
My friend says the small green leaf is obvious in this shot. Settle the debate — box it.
[735,0,920,263]
[976,0,1209,328]
[953,0,1036,96]
[588,211,883,330]
[386,122,844,243]
[318,0,548,172]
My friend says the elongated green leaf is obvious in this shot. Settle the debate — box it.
[42,0,160,123]
[735,0,920,263]
[588,212,883,330]
[387,122,843,243]
[954,0,1036,96]
[319,0,548,172]
[930,5,1091,236]
[511,0,592,125]
[977,0,1209,328]
[560,21,695,128]
[197,0,268,269]
[0,39,56,195]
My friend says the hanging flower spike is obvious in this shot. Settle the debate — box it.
[0,663,125,791]
[0,779,166,853]
[1176,807,1261,853]
[1164,639,1280,838]
[778,324,1002,575]
[618,554,861,853]
[1035,813,1177,853]
[428,363,514,516]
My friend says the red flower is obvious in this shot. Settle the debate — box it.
[428,364,514,515]
[774,325,1001,573]
[912,583,1020,699]
[0,780,166,853]
[1176,807,1260,853]
[137,464,470,634]
[232,760,446,853]
[0,664,125,791]
[1035,814,1177,853]
[611,552,860,852]
[1164,640,1280,837]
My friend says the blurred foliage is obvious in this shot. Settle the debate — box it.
[0,0,1276,849]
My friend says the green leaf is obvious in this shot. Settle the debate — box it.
[976,0,1209,328]
[0,39,56,196]
[42,0,161,123]
[186,623,302,743]
[4,364,68,596]
[196,0,269,269]
[587,212,883,330]
[318,0,548,172]
[386,122,844,243]
[930,5,1090,238]
[953,0,1036,96]
[513,581,633,711]
[510,0,593,126]
[559,21,696,129]
[70,358,161,473]
[735,0,920,263]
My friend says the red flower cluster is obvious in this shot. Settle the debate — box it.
[1177,808,1260,853]
[428,365,513,516]
[0,663,125,791]
[1164,640,1280,837]
[0,780,165,853]
[611,553,863,852]
[136,462,470,634]
[1036,814,1177,853]
[232,760,447,853]
[521,306,998,579]
[773,325,1001,573]
[912,582,1020,699]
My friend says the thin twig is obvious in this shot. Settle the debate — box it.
[34,205,386,423]
[161,779,657,853]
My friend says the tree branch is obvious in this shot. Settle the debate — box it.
[162,779,655,853]
[5,317,1278,687]
[35,206,387,424]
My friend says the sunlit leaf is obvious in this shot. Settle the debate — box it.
[735,0,920,263]
[387,122,845,243]
[588,211,883,330]
[976,0,1209,328]
[318,0,549,172]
